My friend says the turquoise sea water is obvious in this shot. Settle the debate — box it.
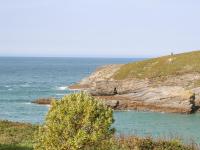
[0,57,200,144]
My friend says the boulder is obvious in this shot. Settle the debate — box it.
[192,87,200,106]
[104,100,119,109]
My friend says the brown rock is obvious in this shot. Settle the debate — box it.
[32,98,53,105]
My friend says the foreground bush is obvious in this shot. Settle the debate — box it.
[34,93,114,150]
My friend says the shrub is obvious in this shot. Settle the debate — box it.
[155,140,194,150]
[34,92,114,150]
[107,136,196,150]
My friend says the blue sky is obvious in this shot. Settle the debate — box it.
[0,0,199,57]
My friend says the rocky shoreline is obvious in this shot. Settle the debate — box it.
[68,64,200,114]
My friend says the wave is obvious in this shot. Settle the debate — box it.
[24,102,32,105]
[31,102,51,108]
[56,93,65,96]
[46,104,51,108]
[56,86,68,91]
[20,83,30,87]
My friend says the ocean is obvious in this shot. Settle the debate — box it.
[0,57,200,143]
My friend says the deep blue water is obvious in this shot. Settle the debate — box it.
[0,57,200,144]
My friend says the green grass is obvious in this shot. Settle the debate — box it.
[114,50,200,80]
[0,144,33,150]
[0,120,38,150]
[0,120,197,150]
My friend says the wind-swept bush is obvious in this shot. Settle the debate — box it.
[34,92,114,150]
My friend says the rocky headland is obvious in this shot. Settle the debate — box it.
[69,51,200,114]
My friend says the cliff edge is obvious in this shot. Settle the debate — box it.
[69,51,200,114]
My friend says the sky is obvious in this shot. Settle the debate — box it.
[0,0,200,58]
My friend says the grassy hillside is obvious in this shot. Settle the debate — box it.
[114,51,200,80]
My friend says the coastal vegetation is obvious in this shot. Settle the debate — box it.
[0,93,198,150]
[0,120,37,150]
[34,93,114,150]
[114,51,200,80]
[0,120,197,150]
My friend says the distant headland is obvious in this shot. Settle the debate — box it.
[68,51,200,114]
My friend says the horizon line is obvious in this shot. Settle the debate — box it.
[0,55,151,59]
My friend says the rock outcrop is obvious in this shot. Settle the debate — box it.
[32,98,53,105]
[69,64,200,114]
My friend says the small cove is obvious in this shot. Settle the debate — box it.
[114,111,200,144]
[0,57,199,144]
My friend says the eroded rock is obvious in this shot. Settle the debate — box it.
[69,64,200,114]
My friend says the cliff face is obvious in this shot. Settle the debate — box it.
[69,51,200,114]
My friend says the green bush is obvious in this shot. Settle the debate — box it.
[108,136,195,150]
[34,92,114,150]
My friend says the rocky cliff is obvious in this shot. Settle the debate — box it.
[69,51,200,114]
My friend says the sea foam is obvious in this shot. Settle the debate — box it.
[56,93,66,96]
[56,86,68,91]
